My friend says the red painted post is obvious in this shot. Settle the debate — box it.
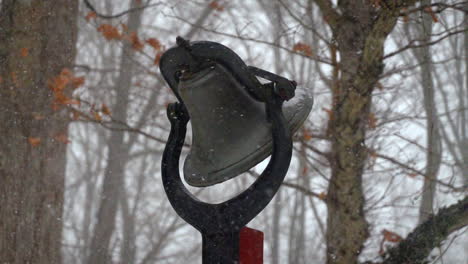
[239,227,264,264]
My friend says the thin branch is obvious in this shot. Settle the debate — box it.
[277,0,332,45]
[384,28,468,59]
[375,152,466,191]
[67,105,183,146]
[165,13,334,66]
[248,171,325,200]
[404,2,468,15]
[301,142,331,160]
[83,0,162,19]
[184,1,217,39]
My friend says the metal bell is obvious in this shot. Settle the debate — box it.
[160,38,313,187]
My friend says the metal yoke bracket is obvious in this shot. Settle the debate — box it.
[160,36,295,263]
[161,83,293,263]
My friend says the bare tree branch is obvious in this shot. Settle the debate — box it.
[184,1,217,39]
[381,196,468,264]
[248,171,325,200]
[384,28,468,59]
[375,152,466,191]
[164,13,334,65]
[83,0,162,19]
[404,2,468,15]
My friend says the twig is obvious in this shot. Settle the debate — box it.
[403,2,468,15]
[67,104,191,147]
[248,171,325,200]
[164,13,334,66]
[83,0,162,19]
[375,152,466,192]
[384,28,468,59]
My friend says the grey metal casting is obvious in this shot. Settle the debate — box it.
[160,37,312,263]
[161,86,292,263]
[160,37,312,187]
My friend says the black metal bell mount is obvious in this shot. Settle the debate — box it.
[160,37,313,263]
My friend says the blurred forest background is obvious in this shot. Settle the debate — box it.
[1,0,467,264]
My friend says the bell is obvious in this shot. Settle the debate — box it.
[160,38,313,187]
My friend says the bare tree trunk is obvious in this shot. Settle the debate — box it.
[289,143,307,264]
[119,183,136,264]
[317,2,400,263]
[434,0,468,191]
[414,0,442,224]
[81,165,97,260]
[87,1,143,263]
[271,190,282,264]
[0,1,78,263]
[463,1,468,186]
[267,2,284,263]
[288,190,300,264]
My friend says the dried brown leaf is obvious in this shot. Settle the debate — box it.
[85,11,97,22]
[382,229,402,243]
[28,137,41,147]
[97,24,121,40]
[293,42,313,57]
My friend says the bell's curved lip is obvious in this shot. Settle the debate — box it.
[184,88,313,187]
